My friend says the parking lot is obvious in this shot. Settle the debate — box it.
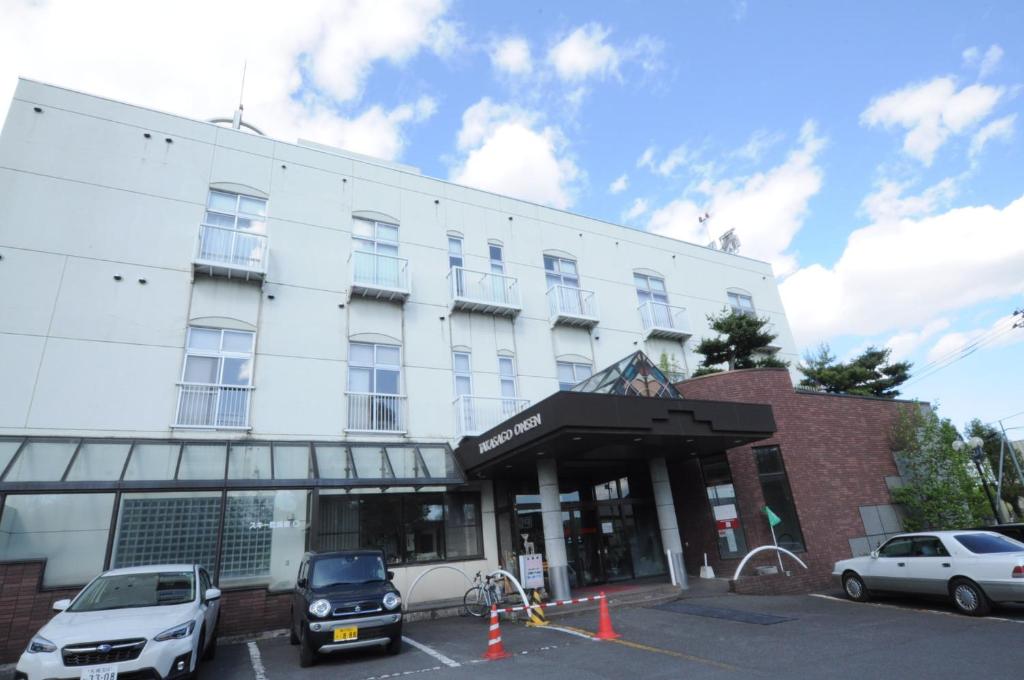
[182,590,1024,680]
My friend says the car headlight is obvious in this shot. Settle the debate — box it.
[308,599,332,618]
[26,635,57,654]
[154,621,196,642]
[382,592,401,610]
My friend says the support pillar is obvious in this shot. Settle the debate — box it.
[650,457,688,589]
[537,458,571,600]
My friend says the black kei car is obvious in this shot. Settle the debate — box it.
[290,550,403,667]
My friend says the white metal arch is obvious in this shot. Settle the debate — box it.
[732,545,809,581]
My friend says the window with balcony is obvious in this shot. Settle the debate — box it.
[453,353,528,438]
[350,217,408,298]
[545,255,597,325]
[347,342,405,432]
[175,327,255,429]
[728,291,755,316]
[557,361,593,391]
[449,240,520,315]
[635,273,691,339]
[449,236,465,296]
[196,190,268,277]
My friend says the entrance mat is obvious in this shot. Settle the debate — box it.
[651,601,796,625]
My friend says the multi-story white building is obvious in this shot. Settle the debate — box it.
[0,80,796,612]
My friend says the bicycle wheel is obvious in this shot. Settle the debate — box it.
[463,586,487,617]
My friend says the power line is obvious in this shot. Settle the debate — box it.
[904,324,1019,387]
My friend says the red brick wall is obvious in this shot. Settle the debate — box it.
[0,560,293,663]
[674,369,910,592]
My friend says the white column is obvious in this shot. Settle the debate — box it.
[537,458,571,600]
[650,457,688,589]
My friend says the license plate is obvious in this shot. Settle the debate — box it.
[81,665,117,680]
[333,627,358,642]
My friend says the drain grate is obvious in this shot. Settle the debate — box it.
[651,601,796,625]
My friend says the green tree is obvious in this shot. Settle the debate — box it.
[692,309,788,377]
[890,405,990,530]
[966,418,1023,521]
[798,343,911,397]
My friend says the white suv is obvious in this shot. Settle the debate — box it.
[15,564,221,680]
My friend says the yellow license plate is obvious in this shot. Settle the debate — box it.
[333,627,358,642]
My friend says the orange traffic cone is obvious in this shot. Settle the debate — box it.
[594,592,620,640]
[482,604,511,660]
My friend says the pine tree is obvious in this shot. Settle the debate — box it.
[692,310,788,376]
[798,344,911,397]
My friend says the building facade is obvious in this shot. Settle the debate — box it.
[0,80,846,658]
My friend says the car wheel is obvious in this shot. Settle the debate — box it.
[842,572,870,602]
[385,635,402,655]
[949,578,991,617]
[299,626,318,668]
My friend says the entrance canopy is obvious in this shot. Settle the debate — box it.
[454,352,775,479]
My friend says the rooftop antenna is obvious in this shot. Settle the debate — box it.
[701,212,718,249]
[232,60,247,130]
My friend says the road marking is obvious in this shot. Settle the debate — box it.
[246,641,268,680]
[534,623,599,640]
[809,593,1024,624]
[402,636,462,668]
[540,623,738,671]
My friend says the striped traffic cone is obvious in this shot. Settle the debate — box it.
[482,604,511,660]
[528,590,548,627]
[594,592,620,640]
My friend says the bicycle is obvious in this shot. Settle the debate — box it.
[463,571,505,617]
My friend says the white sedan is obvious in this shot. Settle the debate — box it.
[16,564,221,680]
[834,530,1024,616]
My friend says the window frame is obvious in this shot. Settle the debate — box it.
[634,273,669,306]
[348,342,402,396]
[498,356,518,399]
[543,255,580,290]
[203,190,268,234]
[752,445,806,553]
[180,327,255,388]
[453,351,473,398]
[448,236,464,269]
[727,291,756,316]
[556,361,593,391]
[352,217,400,255]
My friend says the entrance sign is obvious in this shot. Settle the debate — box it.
[478,412,543,454]
[518,553,545,588]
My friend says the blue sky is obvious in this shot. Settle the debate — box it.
[1,0,1022,434]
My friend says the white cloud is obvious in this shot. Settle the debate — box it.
[861,177,958,223]
[491,36,532,76]
[315,96,437,160]
[860,77,1005,165]
[547,23,621,83]
[636,146,657,170]
[969,114,1016,158]
[450,98,581,209]
[926,314,1023,363]
[733,129,784,162]
[609,174,629,194]
[885,318,951,360]
[648,121,826,275]
[779,195,1024,347]
[962,46,980,66]
[965,44,1004,79]
[0,0,455,161]
[622,198,649,221]
[656,145,695,176]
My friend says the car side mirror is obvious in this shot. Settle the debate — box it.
[296,577,307,588]
[204,588,221,603]
[869,550,879,559]
[387,570,395,581]
[52,599,71,612]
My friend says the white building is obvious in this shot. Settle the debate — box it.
[0,80,796,606]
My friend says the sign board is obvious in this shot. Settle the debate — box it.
[601,521,614,535]
[518,553,545,589]
[712,504,737,521]
[715,518,739,531]
[477,412,543,455]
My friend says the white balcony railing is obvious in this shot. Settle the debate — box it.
[546,284,599,328]
[349,251,410,301]
[195,225,268,278]
[638,300,692,341]
[453,395,530,439]
[174,383,253,429]
[346,392,407,433]
[448,267,521,316]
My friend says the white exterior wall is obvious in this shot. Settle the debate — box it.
[0,80,798,596]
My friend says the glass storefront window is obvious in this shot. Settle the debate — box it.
[445,494,483,559]
[754,446,806,552]
[178,443,227,480]
[113,491,222,571]
[701,455,748,559]
[404,495,445,562]
[274,444,313,479]
[65,442,131,481]
[3,441,77,481]
[228,444,272,480]
[221,490,309,590]
[123,443,181,480]
[0,493,114,586]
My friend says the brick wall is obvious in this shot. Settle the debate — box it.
[0,560,293,663]
[674,369,911,594]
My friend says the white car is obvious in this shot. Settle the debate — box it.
[833,530,1024,616]
[15,564,221,680]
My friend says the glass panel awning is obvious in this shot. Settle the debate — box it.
[570,350,682,398]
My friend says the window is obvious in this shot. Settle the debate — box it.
[353,218,399,256]
[753,446,805,552]
[635,274,669,305]
[348,343,401,395]
[544,255,579,290]
[499,356,518,400]
[453,352,472,398]
[204,190,267,234]
[728,291,755,316]
[220,490,310,587]
[954,533,1024,554]
[701,455,748,559]
[444,493,483,559]
[200,190,268,268]
[911,537,950,557]
[878,537,913,558]
[557,361,593,391]
[490,244,505,275]
[177,327,255,428]
[448,237,464,268]
[113,492,223,572]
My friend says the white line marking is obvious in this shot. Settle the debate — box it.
[402,636,462,668]
[539,624,598,640]
[246,641,268,680]
[809,593,1024,623]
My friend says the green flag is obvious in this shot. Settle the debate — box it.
[763,506,782,527]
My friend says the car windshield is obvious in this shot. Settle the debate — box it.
[311,554,386,588]
[69,571,196,612]
[954,533,1024,554]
